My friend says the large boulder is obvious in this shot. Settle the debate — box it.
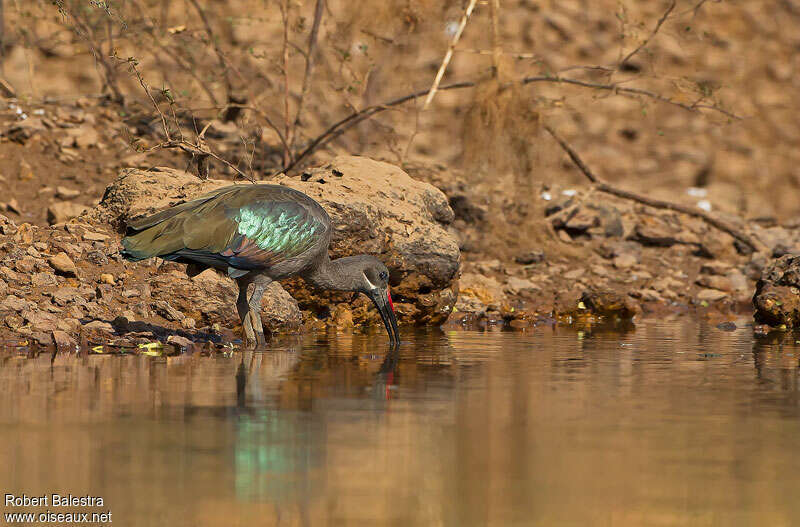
[92,156,461,326]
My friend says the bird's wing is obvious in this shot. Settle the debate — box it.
[122,185,329,272]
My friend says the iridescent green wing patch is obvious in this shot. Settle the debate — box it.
[222,201,323,269]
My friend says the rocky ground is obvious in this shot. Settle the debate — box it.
[0,98,799,350]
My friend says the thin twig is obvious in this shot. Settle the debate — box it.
[543,124,767,254]
[620,0,676,68]
[279,0,291,166]
[188,0,233,110]
[423,0,478,110]
[123,56,256,183]
[488,0,501,78]
[221,103,291,156]
[281,73,740,173]
[289,0,325,152]
[459,48,538,59]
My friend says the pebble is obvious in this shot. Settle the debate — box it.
[613,253,637,269]
[52,330,76,348]
[167,335,193,348]
[697,289,728,302]
[48,252,77,276]
[100,273,115,284]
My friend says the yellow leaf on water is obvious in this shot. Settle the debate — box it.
[91,345,104,354]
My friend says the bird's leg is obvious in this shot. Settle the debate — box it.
[236,277,257,348]
[247,275,271,348]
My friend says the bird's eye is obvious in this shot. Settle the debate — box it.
[379,271,388,281]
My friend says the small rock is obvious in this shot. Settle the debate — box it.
[31,272,58,287]
[83,320,114,333]
[563,268,585,280]
[52,330,76,348]
[83,231,110,242]
[167,335,193,348]
[697,289,728,302]
[726,269,748,292]
[96,284,113,299]
[514,250,545,265]
[48,252,77,276]
[700,262,733,276]
[6,199,22,215]
[15,256,35,273]
[696,275,732,292]
[56,186,81,199]
[100,273,115,284]
[716,321,737,331]
[2,295,33,312]
[579,289,639,319]
[0,266,21,282]
[459,273,507,310]
[181,317,196,330]
[47,201,89,225]
[18,158,34,180]
[51,286,84,306]
[613,253,637,269]
[56,318,81,333]
[153,300,184,321]
[23,309,59,332]
[504,276,540,296]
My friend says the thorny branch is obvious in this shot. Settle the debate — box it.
[123,56,256,183]
[543,125,767,254]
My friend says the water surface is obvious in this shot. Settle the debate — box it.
[2,320,800,526]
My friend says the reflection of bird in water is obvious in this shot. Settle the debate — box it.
[121,184,400,348]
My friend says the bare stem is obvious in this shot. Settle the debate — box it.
[422,0,478,110]
[620,0,676,68]
[289,0,325,152]
[488,0,501,78]
[282,73,740,173]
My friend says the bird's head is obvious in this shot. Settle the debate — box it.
[340,255,399,346]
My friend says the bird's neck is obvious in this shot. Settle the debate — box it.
[303,255,361,292]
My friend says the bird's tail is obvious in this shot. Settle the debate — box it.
[120,217,186,262]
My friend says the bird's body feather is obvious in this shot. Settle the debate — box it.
[121,184,331,279]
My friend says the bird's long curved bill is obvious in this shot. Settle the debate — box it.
[369,288,400,346]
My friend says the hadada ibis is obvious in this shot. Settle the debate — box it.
[120,184,399,347]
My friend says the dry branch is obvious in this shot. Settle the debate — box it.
[619,0,676,68]
[188,0,234,112]
[488,0,501,78]
[543,125,767,254]
[289,0,325,152]
[282,73,739,173]
[279,0,291,166]
[422,0,478,110]
[123,57,255,183]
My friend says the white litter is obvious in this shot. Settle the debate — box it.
[562,189,577,197]
[697,200,712,211]
[540,191,552,201]
[687,187,707,198]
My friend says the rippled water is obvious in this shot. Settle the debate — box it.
[3,319,800,525]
